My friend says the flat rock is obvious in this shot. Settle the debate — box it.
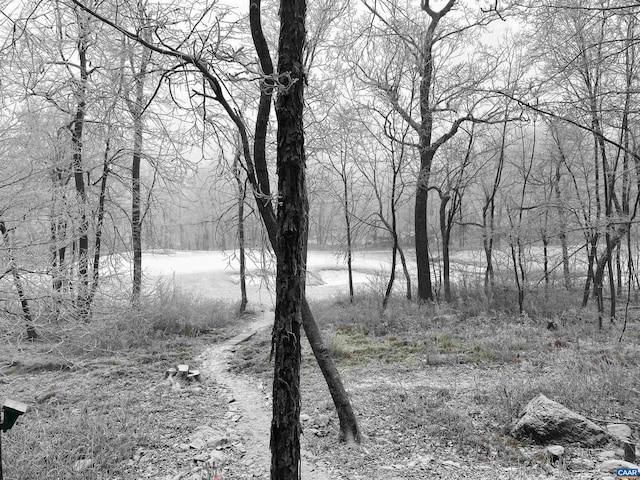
[599,459,640,472]
[607,424,633,443]
[511,394,607,446]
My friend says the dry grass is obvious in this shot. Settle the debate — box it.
[0,284,241,480]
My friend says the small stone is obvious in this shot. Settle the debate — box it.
[208,450,225,463]
[177,443,190,451]
[73,458,93,472]
[189,438,206,450]
[568,457,594,471]
[441,460,461,468]
[598,450,617,461]
[301,449,316,459]
[207,435,229,448]
[546,445,565,458]
[313,413,330,427]
[300,413,310,422]
[416,454,434,465]
[193,453,209,462]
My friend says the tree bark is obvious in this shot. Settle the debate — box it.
[270,0,306,477]
[71,14,90,319]
[249,0,360,443]
[0,221,38,339]
[126,8,152,307]
[439,192,451,302]
[234,149,248,314]
[132,115,143,306]
[340,159,354,303]
[482,112,507,298]
[554,161,571,290]
[87,138,111,309]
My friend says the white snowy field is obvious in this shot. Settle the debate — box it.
[138,249,399,307]
[94,244,592,308]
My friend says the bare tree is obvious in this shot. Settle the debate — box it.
[356,0,504,301]
[70,0,361,443]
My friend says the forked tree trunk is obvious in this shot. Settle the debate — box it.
[249,0,360,444]
[270,0,306,476]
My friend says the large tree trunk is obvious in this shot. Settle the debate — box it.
[415,170,433,301]
[270,0,306,477]
[127,11,151,307]
[248,0,360,444]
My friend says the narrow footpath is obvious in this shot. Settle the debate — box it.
[199,313,329,479]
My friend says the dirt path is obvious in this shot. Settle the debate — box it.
[199,313,329,479]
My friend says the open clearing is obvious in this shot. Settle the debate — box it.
[1,249,639,479]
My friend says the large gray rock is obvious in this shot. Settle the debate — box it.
[512,394,607,446]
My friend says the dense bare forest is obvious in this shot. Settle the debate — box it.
[2,1,640,479]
